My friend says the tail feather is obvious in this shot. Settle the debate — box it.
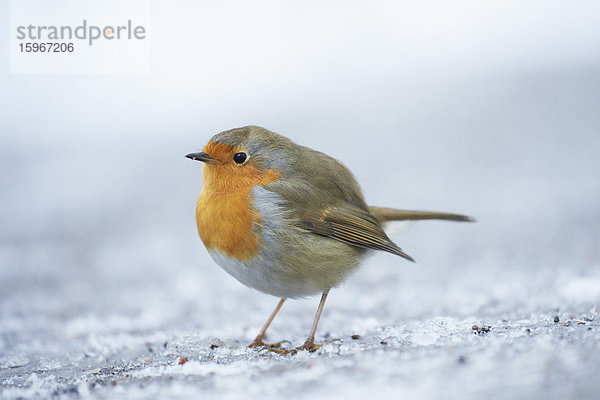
[369,206,475,223]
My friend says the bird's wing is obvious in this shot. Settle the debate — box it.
[298,202,415,262]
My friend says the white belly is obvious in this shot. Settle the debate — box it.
[208,248,322,298]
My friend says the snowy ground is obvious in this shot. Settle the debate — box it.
[1,119,599,399]
[2,2,600,398]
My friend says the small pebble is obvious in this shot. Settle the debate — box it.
[553,316,560,323]
[472,325,491,334]
[178,357,188,365]
[210,343,220,349]
[351,334,361,340]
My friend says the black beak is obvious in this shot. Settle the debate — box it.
[185,152,216,163]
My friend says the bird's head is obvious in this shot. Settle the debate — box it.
[186,126,290,192]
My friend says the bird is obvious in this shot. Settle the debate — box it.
[186,125,474,352]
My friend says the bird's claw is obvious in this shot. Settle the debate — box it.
[283,338,326,354]
[263,340,322,355]
[248,339,291,349]
[267,347,298,355]
[253,338,339,354]
[296,340,322,352]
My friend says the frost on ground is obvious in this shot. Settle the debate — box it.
[1,306,599,400]
[1,75,599,399]
[1,207,599,400]
[1,135,599,399]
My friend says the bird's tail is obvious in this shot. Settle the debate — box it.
[368,206,475,223]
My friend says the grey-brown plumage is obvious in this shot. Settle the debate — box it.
[188,125,474,351]
[223,126,473,263]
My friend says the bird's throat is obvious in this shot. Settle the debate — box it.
[195,164,281,262]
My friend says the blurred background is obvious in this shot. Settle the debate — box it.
[1,0,599,397]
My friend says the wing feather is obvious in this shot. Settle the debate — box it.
[299,202,415,261]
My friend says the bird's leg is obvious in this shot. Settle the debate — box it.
[296,290,330,351]
[248,298,288,348]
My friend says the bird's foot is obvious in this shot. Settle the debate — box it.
[264,339,321,355]
[296,338,322,352]
[273,337,344,354]
[262,338,341,354]
[248,338,290,349]
[267,347,298,355]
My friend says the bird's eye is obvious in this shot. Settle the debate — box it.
[233,152,247,164]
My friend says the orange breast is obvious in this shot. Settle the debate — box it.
[195,143,281,261]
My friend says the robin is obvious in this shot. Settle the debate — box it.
[186,125,473,352]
